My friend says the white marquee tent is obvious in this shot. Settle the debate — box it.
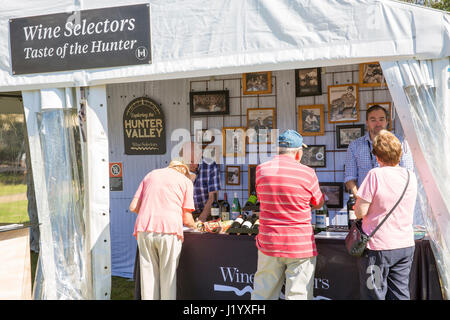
[0,0,448,299]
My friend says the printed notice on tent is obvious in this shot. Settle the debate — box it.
[123,97,166,155]
[9,4,151,75]
[109,162,123,192]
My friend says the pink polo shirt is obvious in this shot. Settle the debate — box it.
[357,167,417,251]
[133,167,195,241]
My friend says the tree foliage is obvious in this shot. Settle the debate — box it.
[399,0,450,11]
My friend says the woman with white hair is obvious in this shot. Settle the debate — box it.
[129,159,198,300]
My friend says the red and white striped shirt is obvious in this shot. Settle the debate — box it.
[255,155,323,258]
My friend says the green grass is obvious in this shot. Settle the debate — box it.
[111,276,135,300]
[0,200,29,223]
[0,183,26,196]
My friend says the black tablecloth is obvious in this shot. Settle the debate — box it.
[133,232,443,300]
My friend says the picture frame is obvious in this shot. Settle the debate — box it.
[189,90,229,116]
[225,166,241,186]
[367,102,392,131]
[243,71,272,95]
[359,62,387,87]
[195,128,216,150]
[202,145,221,164]
[319,182,344,209]
[328,84,359,123]
[300,145,326,168]
[222,127,246,157]
[295,67,322,97]
[248,164,257,197]
[336,124,365,149]
[298,104,325,136]
[246,108,276,144]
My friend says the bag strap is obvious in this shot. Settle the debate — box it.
[368,169,410,238]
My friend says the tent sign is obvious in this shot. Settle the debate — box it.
[9,4,151,75]
[109,162,123,192]
[123,97,166,155]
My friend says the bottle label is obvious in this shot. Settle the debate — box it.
[242,221,252,228]
[316,214,326,228]
[234,217,244,225]
[211,208,220,218]
[348,210,357,220]
[221,211,229,221]
[247,195,257,204]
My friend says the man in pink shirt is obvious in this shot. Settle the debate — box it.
[355,130,417,300]
[251,130,324,300]
[129,160,198,300]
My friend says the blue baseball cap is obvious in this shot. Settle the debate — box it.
[278,129,307,148]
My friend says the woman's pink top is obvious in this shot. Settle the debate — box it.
[133,167,195,240]
[357,166,417,251]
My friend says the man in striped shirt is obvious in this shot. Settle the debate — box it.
[251,130,324,300]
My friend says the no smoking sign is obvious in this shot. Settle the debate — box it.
[109,162,123,191]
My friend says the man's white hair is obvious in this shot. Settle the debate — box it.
[277,146,302,155]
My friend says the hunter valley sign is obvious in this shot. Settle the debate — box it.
[9,4,151,75]
[123,97,166,155]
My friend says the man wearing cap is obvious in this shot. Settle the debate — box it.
[251,129,324,300]
[344,105,414,196]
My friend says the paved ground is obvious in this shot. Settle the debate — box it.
[0,192,27,203]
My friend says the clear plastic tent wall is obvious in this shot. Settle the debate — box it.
[32,108,89,299]
[381,59,450,300]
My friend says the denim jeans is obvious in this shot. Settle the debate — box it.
[357,246,415,300]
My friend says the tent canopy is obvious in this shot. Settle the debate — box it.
[0,0,448,92]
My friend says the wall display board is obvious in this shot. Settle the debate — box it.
[106,65,398,277]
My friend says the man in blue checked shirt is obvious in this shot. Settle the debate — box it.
[344,105,414,197]
[180,141,221,222]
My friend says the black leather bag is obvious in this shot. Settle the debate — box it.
[345,170,410,257]
[345,219,370,257]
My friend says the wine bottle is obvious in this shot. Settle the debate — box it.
[244,191,257,209]
[231,192,241,220]
[315,203,328,232]
[211,192,220,220]
[251,217,260,232]
[241,213,253,229]
[221,192,231,221]
[230,214,244,233]
[347,193,357,229]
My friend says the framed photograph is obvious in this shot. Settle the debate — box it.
[336,124,365,149]
[295,67,322,97]
[225,166,240,185]
[243,71,272,95]
[298,105,325,136]
[367,102,392,131]
[222,127,246,157]
[300,145,326,168]
[319,182,344,209]
[202,145,221,164]
[328,84,359,123]
[189,90,229,116]
[195,128,216,150]
[247,108,276,144]
[248,165,257,197]
[359,62,387,87]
